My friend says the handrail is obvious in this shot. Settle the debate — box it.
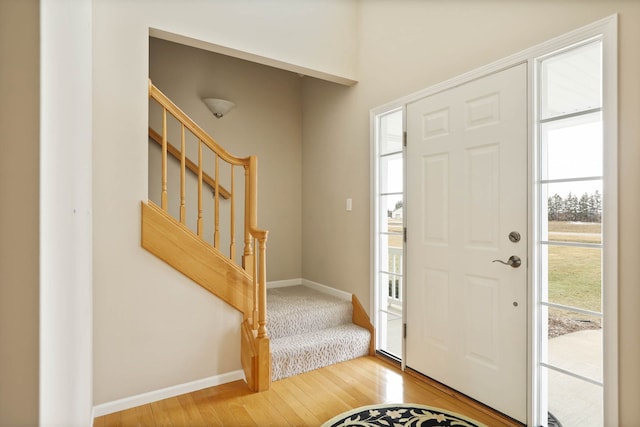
[148,127,231,199]
[148,78,270,391]
[149,80,249,167]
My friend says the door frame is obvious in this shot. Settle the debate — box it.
[370,15,618,426]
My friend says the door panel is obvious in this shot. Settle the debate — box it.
[406,64,527,422]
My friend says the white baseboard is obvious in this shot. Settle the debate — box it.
[301,278,352,301]
[267,278,303,289]
[92,370,245,418]
[267,277,352,301]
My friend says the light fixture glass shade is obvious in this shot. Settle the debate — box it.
[203,98,235,118]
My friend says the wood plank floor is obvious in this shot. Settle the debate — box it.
[94,356,523,426]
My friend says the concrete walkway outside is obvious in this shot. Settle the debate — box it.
[548,329,603,427]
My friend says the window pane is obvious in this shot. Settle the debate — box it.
[379,109,403,155]
[380,271,403,303]
[541,181,602,243]
[379,233,402,269]
[380,152,403,194]
[541,41,602,120]
[376,304,402,357]
[547,246,602,313]
[545,308,602,381]
[379,194,403,233]
[541,112,602,181]
[544,367,603,427]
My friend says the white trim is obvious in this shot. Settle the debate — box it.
[369,14,618,427]
[600,14,619,427]
[267,278,303,289]
[301,278,352,301]
[370,109,379,358]
[527,55,539,427]
[267,278,353,300]
[92,370,245,417]
[369,109,379,340]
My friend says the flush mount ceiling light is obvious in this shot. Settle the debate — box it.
[202,98,235,118]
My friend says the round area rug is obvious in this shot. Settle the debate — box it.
[321,403,488,427]
[548,412,563,427]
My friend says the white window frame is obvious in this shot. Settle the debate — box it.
[371,107,406,362]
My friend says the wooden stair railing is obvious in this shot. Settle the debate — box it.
[143,79,270,392]
[148,127,231,200]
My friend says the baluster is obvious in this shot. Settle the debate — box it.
[161,108,168,210]
[197,140,203,236]
[230,165,235,262]
[252,238,258,329]
[257,236,268,339]
[242,164,254,275]
[179,124,186,224]
[214,154,220,248]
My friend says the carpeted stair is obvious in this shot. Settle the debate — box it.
[268,285,371,381]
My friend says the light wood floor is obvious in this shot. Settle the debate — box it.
[94,356,522,427]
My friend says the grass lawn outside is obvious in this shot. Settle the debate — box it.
[547,221,602,337]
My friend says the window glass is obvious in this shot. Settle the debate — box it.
[379,110,403,155]
[541,112,602,181]
[547,246,602,313]
[379,195,403,233]
[380,153,403,194]
[542,181,602,243]
[541,41,602,120]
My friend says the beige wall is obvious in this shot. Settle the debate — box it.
[302,1,640,424]
[148,38,302,281]
[93,0,356,405]
[0,1,40,425]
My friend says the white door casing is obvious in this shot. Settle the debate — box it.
[405,64,528,422]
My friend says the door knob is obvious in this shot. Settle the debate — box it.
[492,255,521,268]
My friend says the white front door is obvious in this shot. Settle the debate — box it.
[405,64,528,422]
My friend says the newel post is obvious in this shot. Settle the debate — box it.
[257,234,268,339]
[255,233,270,391]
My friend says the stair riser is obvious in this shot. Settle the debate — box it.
[268,303,353,339]
[271,325,371,381]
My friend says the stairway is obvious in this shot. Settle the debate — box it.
[147,80,271,391]
[268,285,371,381]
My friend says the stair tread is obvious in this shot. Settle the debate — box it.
[267,285,350,314]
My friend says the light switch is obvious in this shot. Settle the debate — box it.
[346,198,352,211]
